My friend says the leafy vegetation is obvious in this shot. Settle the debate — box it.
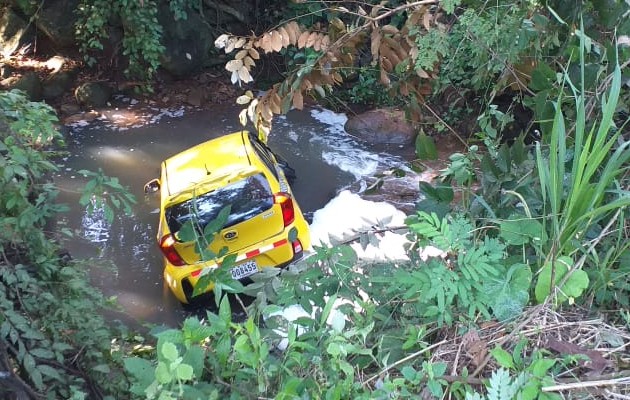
[76,0,166,86]
[123,17,629,397]
[3,0,629,398]
[0,90,135,399]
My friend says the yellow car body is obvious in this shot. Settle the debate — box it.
[147,131,310,304]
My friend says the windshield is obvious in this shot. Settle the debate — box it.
[165,173,273,236]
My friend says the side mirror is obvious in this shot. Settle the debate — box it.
[144,178,160,194]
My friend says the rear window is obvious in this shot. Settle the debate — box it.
[165,173,273,236]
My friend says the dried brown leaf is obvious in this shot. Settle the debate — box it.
[260,32,273,53]
[270,31,283,52]
[380,45,401,68]
[422,12,431,30]
[380,68,391,86]
[381,25,399,35]
[234,37,247,49]
[320,35,330,51]
[292,91,304,110]
[302,78,313,90]
[225,37,237,53]
[269,92,282,115]
[371,29,382,63]
[306,32,319,48]
[235,49,248,60]
[400,82,409,96]
[248,48,260,60]
[259,100,273,121]
[380,56,393,72]
[416,67,430,79]
[383,37,408,61]
[238,67,253,83]
[287,22,301,44]
[297,31,310,48]
[278,26,290,47]
[242,56,255,69]
[225,59,243,72]
[406,6,427,27]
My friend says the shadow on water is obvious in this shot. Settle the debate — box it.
[55,102,379,329]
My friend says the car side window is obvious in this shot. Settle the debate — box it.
[251,139,279,180]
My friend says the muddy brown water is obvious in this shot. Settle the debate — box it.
[54,102,410,328]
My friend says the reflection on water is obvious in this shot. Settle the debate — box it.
[82,202,111,244]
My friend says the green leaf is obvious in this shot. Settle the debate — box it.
[490,346,514,369]
[91,364,111,374]
[326,342,342,357]
[530,358,555,378]
[534,256,589,303]
[155,362,172,384]
[30,348,54,359]
[37,364,62,381]
[175,363,194,381]
[415,132,438,160]
[177,220,197,242]
[427,379,443,397]
[529,62,556,91]
[499,215,546,246]
[161,342,179,362]
[320,294,338,327]
[203,205,232,237]
[432,362,447,377]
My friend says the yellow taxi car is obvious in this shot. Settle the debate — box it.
[144,131,311,304]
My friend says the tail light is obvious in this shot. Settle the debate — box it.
[292,239,303,254]
[274,192,295,227]
[159,234,186,266]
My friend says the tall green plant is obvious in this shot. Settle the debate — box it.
[534,31,630,304]
[535,40,630,261]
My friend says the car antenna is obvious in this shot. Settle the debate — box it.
[204,164,212,175]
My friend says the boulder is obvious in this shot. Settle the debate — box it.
[2,72,42,100]
[0,6,35,57]
[75,82,112,109]
[43,69,77,100]
[34,0,79,47]
[158,4,214,77]
[345,108,417,145]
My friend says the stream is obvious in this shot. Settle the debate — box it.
[55,99,410,328]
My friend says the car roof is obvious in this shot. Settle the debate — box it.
[162,131,256,196]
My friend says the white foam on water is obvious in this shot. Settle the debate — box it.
[309,190,409,261]
[309,108,401,180]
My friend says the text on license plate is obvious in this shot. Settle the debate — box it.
[231,261,258,280]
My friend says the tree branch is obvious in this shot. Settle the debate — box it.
[0,338,42,400]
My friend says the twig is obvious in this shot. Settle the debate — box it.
[421,103,469,148]
[0,338,42,399]
[470,304,544,378]
[555,370,630,384]
[336,225,409,246]
[542,376,630,392]
[605,390,630,400]
[363,339,448,385]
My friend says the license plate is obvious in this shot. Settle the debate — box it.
[230,260,258,280]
